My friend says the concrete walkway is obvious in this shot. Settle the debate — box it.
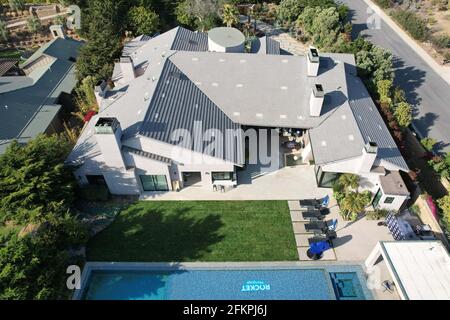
[240,15,308,56]
[287,200,337,261]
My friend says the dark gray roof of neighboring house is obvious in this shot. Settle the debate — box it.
[170,27,209,52]
[0,38,83,153]
[138,59,243,164]
[0,59,19,77]
[346,75,409,172]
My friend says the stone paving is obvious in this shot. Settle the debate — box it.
[240,15,309,56]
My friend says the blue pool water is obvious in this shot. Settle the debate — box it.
[81,268,369,300]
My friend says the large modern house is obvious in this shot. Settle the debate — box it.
[0,28,82,154]
[67,26,410,211]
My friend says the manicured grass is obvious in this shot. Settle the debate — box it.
[87,201,298,262]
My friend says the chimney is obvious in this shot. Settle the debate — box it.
[49,25,66,39]
[94,80,107,107]
[359,142,378,173]
[94,118,126,169]
[116,56,136,83]
[307,47,320,77]
[309,84,325,117]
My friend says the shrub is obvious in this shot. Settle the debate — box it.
[391,9,429,41]
[366,209,388,220]
[421,137,437,152]
[431,33,450,49]
[77,185,110,202]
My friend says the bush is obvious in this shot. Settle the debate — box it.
[366,209,388,220]
[421,137,437,152]
[431,33,450,49]
[78,185,110,202]
[391,9,429,41]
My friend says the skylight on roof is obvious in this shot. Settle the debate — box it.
[219,58,226,62]
[233,112,240,116]
[321,141,327,147]
[256,113,263,118]
[240,59,246,63]
[192,57,199,61]
[348,135,355,141]
[280,115,287,119]
[212,82,219,87]
[280,86,288,90]
[236,84,244,88]
[297,115,304,120]
[341,115,347,120]
[281,59,289,63]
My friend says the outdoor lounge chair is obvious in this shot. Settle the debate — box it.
[301,211,325,220]
[300,195,330,209]
[304,220,328,232]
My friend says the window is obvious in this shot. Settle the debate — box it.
[86,175,106,186]
[315,166,340,188]
[384,197,395,204]
[212,172,233,182]
[140,175,169,192]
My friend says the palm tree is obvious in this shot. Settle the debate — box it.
[338,173,360,191]
[222,3,239,28]
[340,191,372,221]
[0,19,8,43]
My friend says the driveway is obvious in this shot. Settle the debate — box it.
[338,0,450,152]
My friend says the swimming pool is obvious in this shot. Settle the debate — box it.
[76,263,371,300]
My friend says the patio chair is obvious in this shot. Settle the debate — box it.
[301,211,325,220]
[305,220,328,232]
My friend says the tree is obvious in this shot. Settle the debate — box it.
[421,137,437,152]
[297,6,344,51]
[75,0,127,81]
[340,191,372,221]
[127,6,160,36]
[338,174,360,191]
[0,134,75,224]
[221,3,239,27]
[175,0,197,28]
[377,79,393,108]
[177,0,221,31]
[8,0,24,12]
[0,213,87,300]
[277,0,336,26]
[356,46,394,88]
[27,16,42,37]
[394,101,413,128]
[0,18,8,43]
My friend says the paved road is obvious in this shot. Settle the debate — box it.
[338,0,450,152]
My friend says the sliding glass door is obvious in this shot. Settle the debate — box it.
[140,175,169,192]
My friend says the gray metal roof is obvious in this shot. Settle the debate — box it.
[122,145,172,164]
[170,27,209,52]
[138,59,243,164]
[0,38,82,153]
[347,75,409,171]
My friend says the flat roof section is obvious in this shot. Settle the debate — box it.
[208,27,246,48]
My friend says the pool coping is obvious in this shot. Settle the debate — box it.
[74,261,373,300]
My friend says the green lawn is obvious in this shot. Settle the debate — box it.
[87,201,298,262]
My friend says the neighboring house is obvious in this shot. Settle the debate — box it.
[66,26,410,211]
[0,28,82,154]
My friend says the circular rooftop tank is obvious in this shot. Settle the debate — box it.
[208,27,246,53]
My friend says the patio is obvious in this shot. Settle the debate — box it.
[141,165,331,201]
